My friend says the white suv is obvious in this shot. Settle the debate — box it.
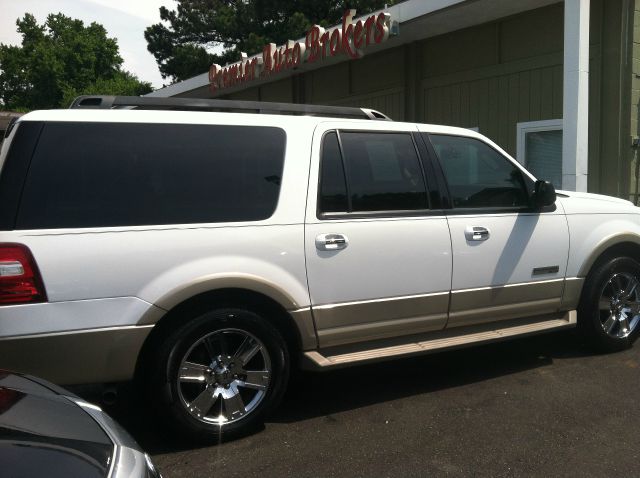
[0,96,638,439]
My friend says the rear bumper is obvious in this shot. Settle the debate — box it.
[0,325,153,385]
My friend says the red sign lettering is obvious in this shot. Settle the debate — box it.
[209,9,395,93]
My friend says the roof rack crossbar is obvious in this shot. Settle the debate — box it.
[69,96,392,121]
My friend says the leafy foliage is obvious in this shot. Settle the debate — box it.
[0,13,152,110]
[145,0,396,82]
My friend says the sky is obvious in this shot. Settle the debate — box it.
[0,0,178,89]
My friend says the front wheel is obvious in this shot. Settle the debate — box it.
[578,256,640,352]
[149,308,289,440]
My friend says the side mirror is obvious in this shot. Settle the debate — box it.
[533,180,556,209]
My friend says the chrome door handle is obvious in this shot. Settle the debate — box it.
[464,226,490,241]
[315,233,349,251]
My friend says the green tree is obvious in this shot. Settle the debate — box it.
[0,13,152,110]
[60,72,155,108]
[145,0,395,83]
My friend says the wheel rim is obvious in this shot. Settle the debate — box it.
[176,328,271,426]
[599,272,640,339]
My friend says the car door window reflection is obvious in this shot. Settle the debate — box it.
[429,135,529,209]
[340,132,428,212]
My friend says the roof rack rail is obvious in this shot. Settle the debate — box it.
[69,95,392,121]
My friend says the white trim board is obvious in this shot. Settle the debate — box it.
[516,119,564,165]
[516,119,564,188]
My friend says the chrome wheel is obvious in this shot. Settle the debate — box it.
[599,272,640,339]
[177,328,271,426]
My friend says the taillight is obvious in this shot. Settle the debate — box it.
[0,243,47,305]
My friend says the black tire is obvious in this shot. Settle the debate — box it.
[147,307,289,441]
[578,256,640,352]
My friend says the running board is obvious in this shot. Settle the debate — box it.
[303,310,576,369]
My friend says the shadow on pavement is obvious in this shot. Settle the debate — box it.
[92,329,590,455]
[272,330,588,424]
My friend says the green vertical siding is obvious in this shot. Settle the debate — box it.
[419,3,565,157]
[422,62,563,157]
[308,63,351,103]
[226,87,260,101]
[417,0,633,198]
[303,47,405,118]
[598,0,624,196]
[258,77,293,102]
[329,87,405,120]
[629,0,640,202]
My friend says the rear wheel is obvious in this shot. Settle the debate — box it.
[149,308,289,440]
[579,256,640,352]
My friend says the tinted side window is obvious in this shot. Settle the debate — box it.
[339,132,427,211]
[0,122,43,230]
[319,132,348,213]
[429,134,528,209]
[17,122,286,229]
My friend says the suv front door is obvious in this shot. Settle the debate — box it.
[423,132,569,328]
[304,124,452,348]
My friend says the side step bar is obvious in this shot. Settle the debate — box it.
[303,310,576,369]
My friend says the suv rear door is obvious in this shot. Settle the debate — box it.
[304,122,452,348]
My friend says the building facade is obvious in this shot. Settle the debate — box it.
[150,0,640,202]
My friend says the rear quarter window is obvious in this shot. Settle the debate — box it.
[16,122,286,229]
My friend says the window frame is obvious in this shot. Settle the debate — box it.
[316,129,435,220]
[516,119,563,188]
[424,132,537,215]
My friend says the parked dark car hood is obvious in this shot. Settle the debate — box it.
[0,370,113,478]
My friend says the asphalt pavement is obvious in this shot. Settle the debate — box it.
[100,330,640,477]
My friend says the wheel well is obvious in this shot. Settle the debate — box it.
[577,241,640,315]
[135,288,302,381]
[585,241,640,278]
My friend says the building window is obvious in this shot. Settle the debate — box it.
[516,119,563,189]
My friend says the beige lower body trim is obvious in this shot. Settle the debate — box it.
[448,279,565,328]
[289,307,318,350]
[0,325,153,385]
[312,292,449,348]
[307,278,582,352]
[561,277,585,309]
[303,311,576,369]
